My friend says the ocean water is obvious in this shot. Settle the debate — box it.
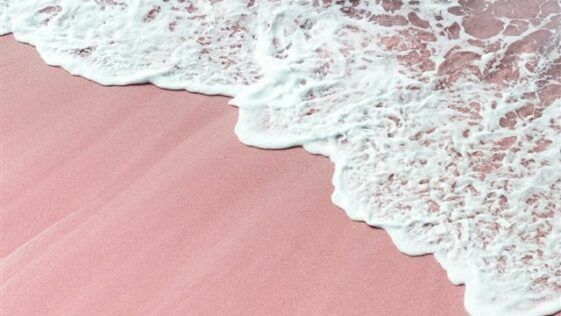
[1,0,560,315]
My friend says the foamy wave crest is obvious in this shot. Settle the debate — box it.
[2,0,560,314]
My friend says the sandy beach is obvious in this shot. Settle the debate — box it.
[1,35,467,315]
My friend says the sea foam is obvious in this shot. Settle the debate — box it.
[1,1,560,315]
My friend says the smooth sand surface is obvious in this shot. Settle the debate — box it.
[1,36,465,315]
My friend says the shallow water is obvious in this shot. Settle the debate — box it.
[2,1,560,315]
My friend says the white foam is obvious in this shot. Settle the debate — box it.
[2,1,560,314]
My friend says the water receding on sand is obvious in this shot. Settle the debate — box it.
[2,1,560,314]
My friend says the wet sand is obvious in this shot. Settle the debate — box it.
[1,36,465,315]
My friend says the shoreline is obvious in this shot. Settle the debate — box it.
[1,35,466,315]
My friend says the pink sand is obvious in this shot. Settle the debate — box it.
[1,36,466,315]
